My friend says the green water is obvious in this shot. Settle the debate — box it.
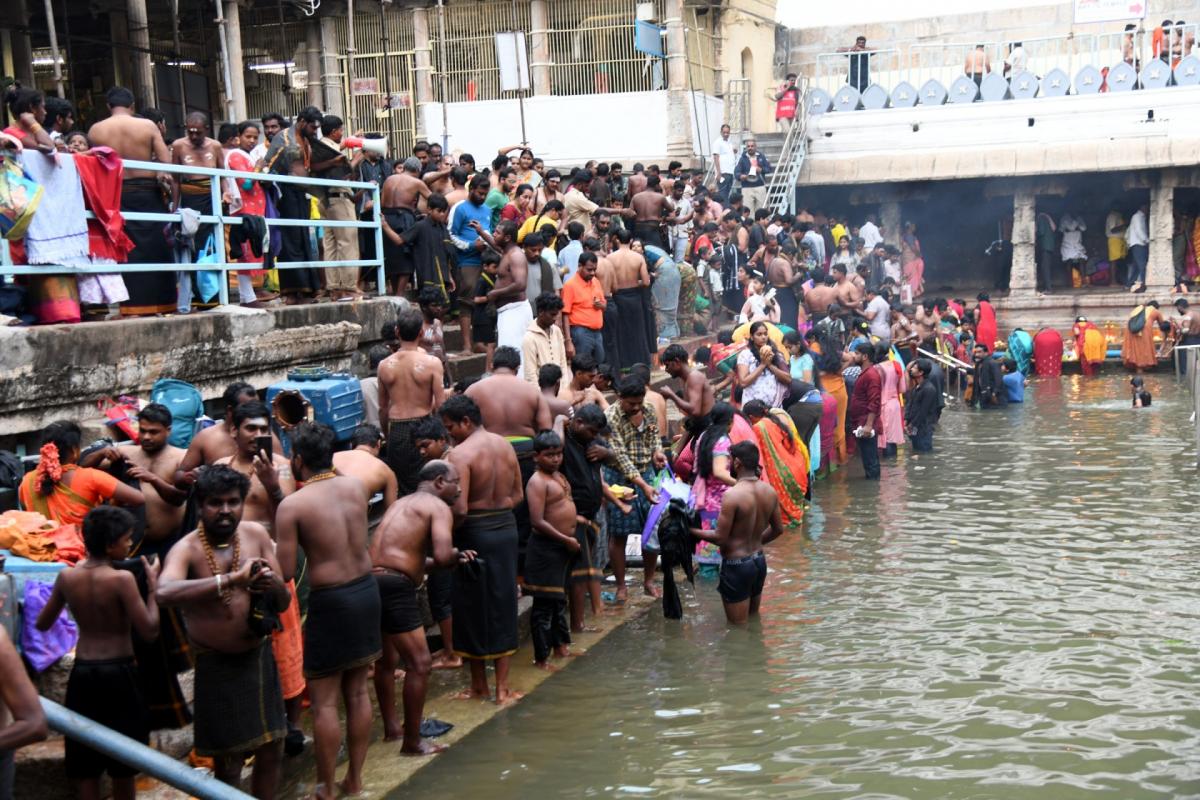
[399,374,1200,799]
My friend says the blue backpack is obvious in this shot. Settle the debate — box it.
[150,378,204,449]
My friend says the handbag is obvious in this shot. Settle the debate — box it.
[99,396,141,442]
[195,235,222,303]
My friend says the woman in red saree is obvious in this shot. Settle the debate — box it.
[1072,316,1107,376]
[742,400,809,526]
[974,292,998,354]
[18,421,143,527]
[1032,327,1064,376]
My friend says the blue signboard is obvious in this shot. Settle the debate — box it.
[635,20,665,57]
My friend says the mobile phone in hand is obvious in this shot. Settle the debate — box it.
[255,435,273,462]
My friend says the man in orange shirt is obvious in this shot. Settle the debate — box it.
[561,251,607,363]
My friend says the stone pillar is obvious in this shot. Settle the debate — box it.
[529,0,551,96]
[1146,179,1175,293]
[305,19,323,109]
[126,0,156,110]
[880,201,902,249]
[109,8,133,89]
[412,6,435,139]
[664,0,692,160]
[11,0,34,86]
[1009,190,1037,296]
[318,14,345,117]
[223,0,248,121]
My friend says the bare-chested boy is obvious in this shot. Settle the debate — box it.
[379,306,445,497]
[439,395,524,704]
[558,353,609,411]
[333,423,398,509]
[37,507,159,800]
[369,460,472,754]
[276,423,380,800]
[523,432,580,669]
[691,442,784,624]
[157,466,291,797]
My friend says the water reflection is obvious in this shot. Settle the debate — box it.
[398,375,1200,799]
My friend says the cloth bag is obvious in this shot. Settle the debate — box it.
[641,465,691,552]
[22,579,78,672]
[195,235,222,303]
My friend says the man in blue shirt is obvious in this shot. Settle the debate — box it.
[449,175,494,352]
[557,221,585,280]
[1001,358,1025,403]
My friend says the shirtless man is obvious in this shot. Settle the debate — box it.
[80,403,187,549]
[691,441,784,624]
[804,273,839,320]
[558,352,609,411]
[381,156,433,294]
[439,395,524,704]
[332,424,398,508]
[488,220,532,358]
[766,240,805,330]
[36,506,159,800]
[87,86,175,316]
[87,86,171,186]
[832,263,863,307]
[409,416,460,669]
[538,364,574,419]
[627,163,648,198]
[379,306,445,497]
[276,423,380,800]
[913,300,942,341]
[369,460,471,753]
[157,466,290,797]
[964,43,992,85]
[0,627,47,798]
[442,167,469,208]
[170,112,222,201]
[523,431,580,669]
[607,228,655,368]
[630,174,674,252]
[213,401,296,533]
[175,381,281,489]
[659,344,715,453]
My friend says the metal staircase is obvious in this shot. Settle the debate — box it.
[763,77,810,216]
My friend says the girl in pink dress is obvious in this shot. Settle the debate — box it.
[876,357,907,457]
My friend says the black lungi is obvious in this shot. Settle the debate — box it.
[192,638,286,757]
[119,181,175,316]
[65,657,149,779]
[382,207,417,278]
[612,287,655,371]
[304,573,382,678]
[452,509,519,660]
[387,416,430,497]
[275,184,320,295]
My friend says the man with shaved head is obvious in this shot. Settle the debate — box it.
[170,111,225,313]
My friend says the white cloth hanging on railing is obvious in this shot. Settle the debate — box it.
[19,152,89,267]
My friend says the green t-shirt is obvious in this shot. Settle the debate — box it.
[485,189,509,228]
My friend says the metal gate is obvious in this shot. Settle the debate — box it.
[339,50,419,159]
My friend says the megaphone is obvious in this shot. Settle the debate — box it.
[342,136,388,157]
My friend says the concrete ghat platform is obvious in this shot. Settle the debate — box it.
[0,298,407,440]
[993,289,1168,337]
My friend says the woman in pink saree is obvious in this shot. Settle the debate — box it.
[901,222,925,299]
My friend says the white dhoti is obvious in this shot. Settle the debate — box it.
[497,300,534,371]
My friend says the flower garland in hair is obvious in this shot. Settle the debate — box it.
[36,442,63,496]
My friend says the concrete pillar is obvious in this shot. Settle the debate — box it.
[529,0,551,96]
[1009,190,1037,296]
[664,0,692,161]
[318,14,345,117]
[880,201,902,249]
[109,8,133,89]
[1146,179,1175,292]
[11,0,34,87]
[305,19,323,109]
[223,0,248,121]
[126,0,155,110]
[412,6,435,138]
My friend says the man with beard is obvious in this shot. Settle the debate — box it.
[276,423,380,800]
[262,106,324,303]
[157,466,290,797]
[170,112,224,313]
[488,219,533,360]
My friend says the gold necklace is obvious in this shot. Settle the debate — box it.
[305,470,338,484]
[198,521,241,606]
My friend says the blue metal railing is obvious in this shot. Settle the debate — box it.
[40,697,253,799]
[0,156,386,307]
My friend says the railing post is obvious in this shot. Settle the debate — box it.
[211,175,230,307]
[373,184,385,297]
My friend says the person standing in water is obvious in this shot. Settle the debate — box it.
[691,442,784,625]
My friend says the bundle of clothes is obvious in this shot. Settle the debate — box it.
[0,509,85,564]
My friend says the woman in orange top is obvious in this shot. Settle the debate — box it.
[812,336,849,465]
[19,421,144,527]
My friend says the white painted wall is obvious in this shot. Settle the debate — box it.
[420,91,723,166]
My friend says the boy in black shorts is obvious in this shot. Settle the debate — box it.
[472,251,500,372]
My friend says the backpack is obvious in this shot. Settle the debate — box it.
[150,378,204,449]
[1127,305,1146,334]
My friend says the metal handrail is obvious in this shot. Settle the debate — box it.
[764,75,809,215]
[41,698,252,799]
[0,155,386,307]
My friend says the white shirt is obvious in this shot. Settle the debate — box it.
[866,295,891,339]
[712,136,737,176]
[1126,209,1149,247]
[248,142,268,165]
[860,221,883,250]
[1008,46,1027,72]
